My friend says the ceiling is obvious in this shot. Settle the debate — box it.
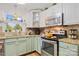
[21,3,53,10]
[0,3,53,11]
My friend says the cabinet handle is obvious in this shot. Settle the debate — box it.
[5,41,16,45]
[18,40,26,42]
[62,13,64,25]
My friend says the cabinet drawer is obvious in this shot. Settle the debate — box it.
[5,39,17,42]
[59,42,79,52]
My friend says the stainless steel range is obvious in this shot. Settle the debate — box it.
[41,37,59,56]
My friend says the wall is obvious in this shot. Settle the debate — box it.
[0,4,27,22]
[64,25,79,35]
[40,25,79,37]
[0,4,29,33]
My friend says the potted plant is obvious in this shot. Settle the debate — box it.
[7,25,13,32]
[14,24,22,32]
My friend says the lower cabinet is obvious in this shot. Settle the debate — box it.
[31,36,35,51]
[34,36,41,54]
[4,39,17,56]
[37,36,41,54]
[17,38,27,55]
[27,36,41,54]
[26,37,32,53]
[4,36,41,56]
[59,42,79,56]
[59,47,78,56]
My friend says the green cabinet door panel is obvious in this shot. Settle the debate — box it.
[4,36,41,56]
[26,37,31,53]
[31,36,35,51]
[17,38,27,55]
[59,42,79,52]
[4,39,17,56]
[37,37,41,54]
[34,36,41,54]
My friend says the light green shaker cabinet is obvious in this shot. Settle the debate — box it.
[4,36,41,56]
[59,42,79,56]
[31,36,35,51]
[17,38,27,55]
[4,39,17,56]
[37,37,41,54]
[34,36,41,54]
[59,47,78,56]
[26,37,31,53]
[34,36,38,51]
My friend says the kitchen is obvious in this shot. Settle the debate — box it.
[0,3,79,56]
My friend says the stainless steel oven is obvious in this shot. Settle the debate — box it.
[41,39,58,56]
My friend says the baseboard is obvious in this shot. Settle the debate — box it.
[20,50,41,56]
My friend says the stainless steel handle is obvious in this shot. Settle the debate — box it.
[62,13,64,25]
[5,41,16,45]
[18,40,26,43]
[42,39,56,44]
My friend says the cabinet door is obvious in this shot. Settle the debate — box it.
[40,3,62,27]
[26,12,33,27]
[17,38,27,55]
[4,39,17,56]
[37,37,41,54]
[75,3,79,24]
[48,3,62,17]
[34,36,38,51]
[31,36,35,51]
[59,42,79,52]
[26,37,31,53]
[34,37,37,51]
[63,3,77,25]
[40,11,46,27]
[35,36,41,54]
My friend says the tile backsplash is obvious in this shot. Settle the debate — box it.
[40,25,79,38]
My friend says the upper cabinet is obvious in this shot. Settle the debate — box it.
[27,3,79,27]
[26,11,33,27]
[40,3,63,27]
[40,10,47,27]
[63,3,79,25]
[26,10,41,27]
[47,3,62,17]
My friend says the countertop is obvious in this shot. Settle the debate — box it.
[1,35,79,45]
[59,38,79,45]
[0,35,40,39]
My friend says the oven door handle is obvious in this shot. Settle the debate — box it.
[42,39,57,44]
